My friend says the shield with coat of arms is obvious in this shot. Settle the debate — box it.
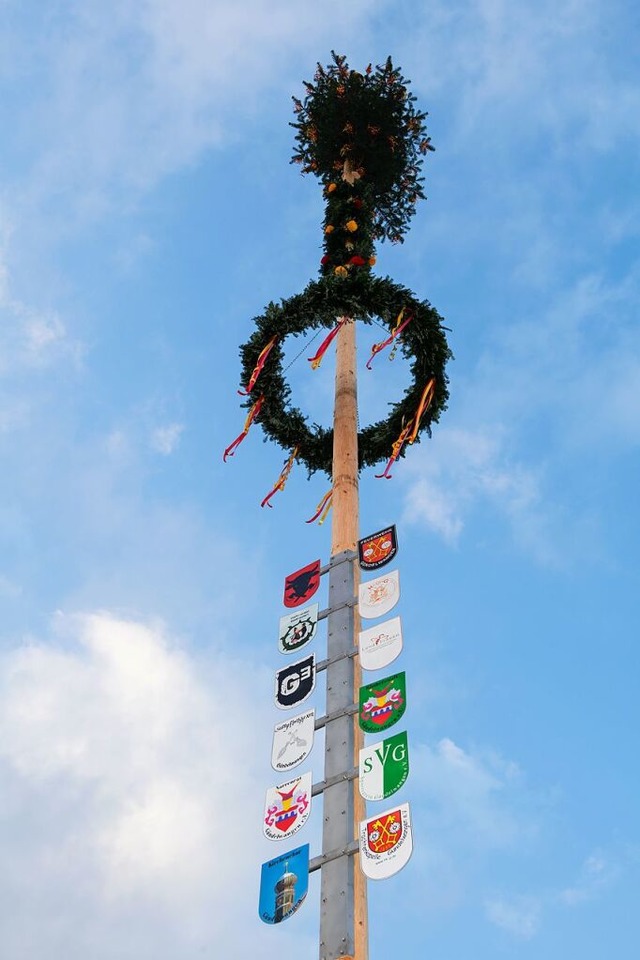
[358,671,406,733]
[283,559,321,608]
[263,771,312,841]
[358,525,398,571]
[278,603,318,654]
[358,569,400,619]
[359,802,413,880]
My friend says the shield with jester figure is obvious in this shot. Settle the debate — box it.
[263,771,312,841]
[359,671,406,733]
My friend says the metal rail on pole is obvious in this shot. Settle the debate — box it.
[318,317,368,960]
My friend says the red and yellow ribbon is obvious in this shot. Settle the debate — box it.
[375,377,436,479]
[238,336,278,395]
[261,446,300,508]
[305,488,333,525]
[223,395,264,462]
[366,308,413,370]
[308,317,349,370]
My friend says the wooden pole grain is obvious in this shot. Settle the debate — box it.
[330,317,368,960]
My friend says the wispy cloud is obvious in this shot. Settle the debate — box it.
[485,894,542,938]
[150,422,184,456]
[485,847,628,939]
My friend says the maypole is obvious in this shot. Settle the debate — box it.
[225,53,452,960]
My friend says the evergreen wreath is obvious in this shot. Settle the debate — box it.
[235,53,452,479]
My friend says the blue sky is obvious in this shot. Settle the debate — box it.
[0,1,639,957]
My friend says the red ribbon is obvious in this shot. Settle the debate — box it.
[375,378,436,479]
[261,446,299,508]
[305,488,333,524]
[223,395,264,461]
[366,309,413,370]
[238,336,277,395]
[308,317,349,370]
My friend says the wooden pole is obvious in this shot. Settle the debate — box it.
[330,317,368,960]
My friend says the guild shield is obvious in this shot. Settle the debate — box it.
[359,803,413,880]
[275,653,316,710]
[359,730,409,802]
[358,615,403,671]
[358,569,400,619]
[263,771,312,841]
[278,603,319,655]
[283,559,321,608]
[359,671,406,733]
[258,844,309,924]
[358,524,398,570]
[271,709,315,772]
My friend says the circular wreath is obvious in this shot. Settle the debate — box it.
[240,271,451,477]
[236,54,451,478]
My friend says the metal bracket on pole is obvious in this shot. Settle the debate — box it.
[314,703,358,730]
[316,647,358,673]
[312,766,358,797]
[319,550,358,577]
[319,548,358,960]
[318,597,357,622]
[309,840,359,873]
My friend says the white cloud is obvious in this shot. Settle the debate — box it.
[557,851,619,906]
[413,737,528,850]
[3,0,374,212]
[485,894,541,938]
[402,426,546,551]
[150,422,184,455]
[485,847,628,939]
[0,611,311,957]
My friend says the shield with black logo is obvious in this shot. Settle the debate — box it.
[275,653,316,710]
[283,559,321,608]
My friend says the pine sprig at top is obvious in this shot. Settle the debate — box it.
[291,52,434,246]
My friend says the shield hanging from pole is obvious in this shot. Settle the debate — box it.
[358,615,403,671]
[359,803,413,880]
[358,570,400,619]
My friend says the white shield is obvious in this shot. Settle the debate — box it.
[278,603,319,655]
[263,771,312,842]
[272,709,316,772]
[359,802,413,880]
[358,570,400,620]
[359,730,409,802]
[358,616,403,671]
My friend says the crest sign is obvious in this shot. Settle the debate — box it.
[263,771,312,841]
[283,559,321,608]
[359,803,413,880]
[258,844,309,923]
[275,653,316,710]
[359,730,409,802]
[272,709,315,772]
[359,615,403,672]
[358,525,398,571]
[359,671,406,733]
[358,569,400,620]
[278,603,319,655]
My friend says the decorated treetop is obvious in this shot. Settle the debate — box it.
[226,54,451,499]
[291,52,434,247]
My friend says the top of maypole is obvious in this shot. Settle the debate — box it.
[291,51,434,247]
[226,54,452,484]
